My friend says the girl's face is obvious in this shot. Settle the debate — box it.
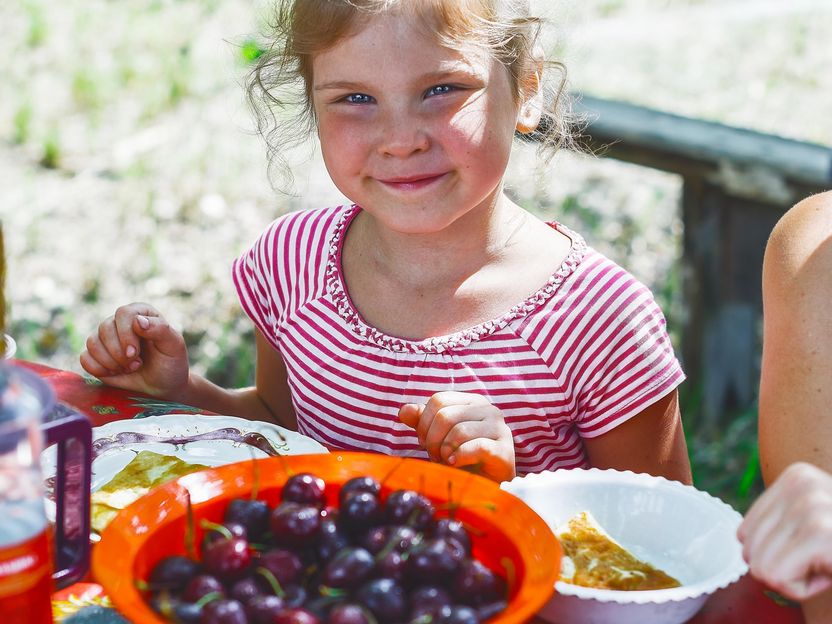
[312,13,522,235]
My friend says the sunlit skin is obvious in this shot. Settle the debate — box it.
[745,191,832,623]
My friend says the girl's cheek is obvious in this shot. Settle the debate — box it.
[319,115,372,148]
[446,109,488,147]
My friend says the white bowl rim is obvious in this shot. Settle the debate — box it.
[503,467,749,605]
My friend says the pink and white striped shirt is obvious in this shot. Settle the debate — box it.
[232,205,684,475]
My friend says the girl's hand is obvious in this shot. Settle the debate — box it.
[738,462,832,601]
[398,391,516,482]
[79,302,190,400]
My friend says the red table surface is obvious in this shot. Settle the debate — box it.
[19,360,804,624]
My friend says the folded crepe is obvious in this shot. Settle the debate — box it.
[555,511,681,591]
[91,450,209,533]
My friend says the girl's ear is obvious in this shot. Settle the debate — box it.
[516,48,545,135]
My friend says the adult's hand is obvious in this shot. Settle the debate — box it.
[738,462,832,601]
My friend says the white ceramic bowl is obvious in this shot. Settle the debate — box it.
[502,469,748,624]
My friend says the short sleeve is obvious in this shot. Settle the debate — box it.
[573,275,685,438]
[231,221,286,350]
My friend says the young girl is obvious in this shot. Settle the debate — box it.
[80,0,691,484]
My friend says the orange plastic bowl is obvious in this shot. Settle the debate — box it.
[93,452,561,623]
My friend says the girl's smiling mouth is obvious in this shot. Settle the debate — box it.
[376,172,449,192]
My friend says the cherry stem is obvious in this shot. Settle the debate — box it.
[155,591,176,619]
[276,453,295,478]
[195,591,224,608]
[500,556,516,598]
[256,566,286,598]
[184,491,197,560]
[379,457,407,488]
[200,519,233,540]
[249,448,261,500]
[360,605,380,624]
[319,586,348,599]
[435,501,497,514]
[447,480,455,521]
[375,529,420,563]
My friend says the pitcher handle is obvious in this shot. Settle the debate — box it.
[43,409,92,589]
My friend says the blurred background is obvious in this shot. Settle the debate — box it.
[1,0,830,510]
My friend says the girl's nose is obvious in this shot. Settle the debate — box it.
[376,113,430,158]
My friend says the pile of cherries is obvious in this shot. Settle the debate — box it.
[145,472,508,624]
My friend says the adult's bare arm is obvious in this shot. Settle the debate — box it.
[757,191,832,624]
[759,192,832,482]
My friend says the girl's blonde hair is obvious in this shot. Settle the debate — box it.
[248,0,576,189]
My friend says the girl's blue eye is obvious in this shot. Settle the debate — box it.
[343,93,374,104]
[426,84,455,97]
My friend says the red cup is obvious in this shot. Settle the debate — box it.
[0,363,92,622]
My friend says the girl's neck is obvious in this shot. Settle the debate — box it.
[351,194,528,292]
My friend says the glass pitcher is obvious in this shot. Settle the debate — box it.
[0,362,92,623]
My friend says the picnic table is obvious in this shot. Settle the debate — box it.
[18,360,804,623]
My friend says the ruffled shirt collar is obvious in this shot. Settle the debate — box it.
[324,204,587,354]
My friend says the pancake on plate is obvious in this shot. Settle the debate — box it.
[556,511,681,591]
[91,450,209,533]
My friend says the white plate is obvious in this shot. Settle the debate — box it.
[41,414,329,527]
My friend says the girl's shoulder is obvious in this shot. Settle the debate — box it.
[537,224,666,341]
[260,204,353,242]
[549,222,652,296]
[234,204,354,289]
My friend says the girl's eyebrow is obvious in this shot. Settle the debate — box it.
[314,68,483,92]
[314,80,369,92]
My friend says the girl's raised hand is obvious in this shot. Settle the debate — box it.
[79,302,190,400]
[738,462,832,601]
[398,391,516,482]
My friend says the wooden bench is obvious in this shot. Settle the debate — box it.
[566,95,831,426]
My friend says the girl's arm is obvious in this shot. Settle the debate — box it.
[178,330,297,429]
[582,389,692,484]
[81,304,296,428]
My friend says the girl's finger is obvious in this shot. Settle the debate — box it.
[398,403,425,429]
[428,391,488,407]
[80,348,118,378]
[98,319,134,368]
[84,334,122,373]
[422,405,475,460]
[132,315,185,358]
[114,303,158,357]
[412,399,441,447]
[447,437,494,465]
[438,420,497,463]
[451,437,515,482]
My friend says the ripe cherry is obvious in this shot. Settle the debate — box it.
[202,537,252,581]
[282,473,327,507]
[270,502,321,547]
[149,555,201,591]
